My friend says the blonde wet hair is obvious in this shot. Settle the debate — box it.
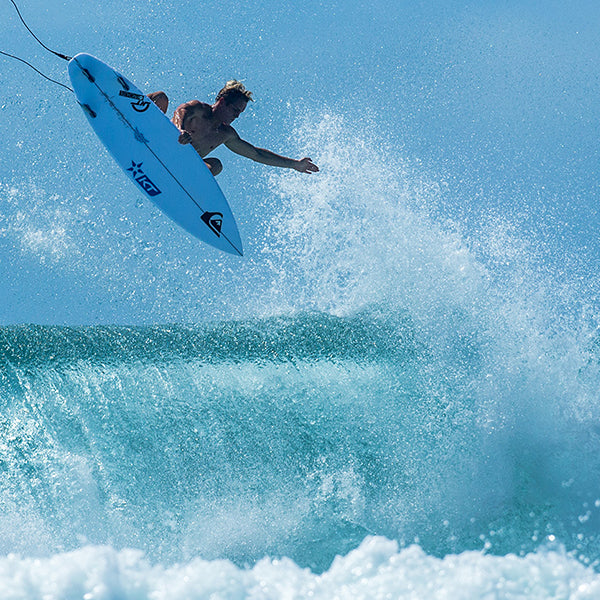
[215,80,254,104]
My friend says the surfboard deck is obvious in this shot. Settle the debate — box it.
[68,53,243,256]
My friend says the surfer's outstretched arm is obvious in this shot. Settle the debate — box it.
[225,131,319,173]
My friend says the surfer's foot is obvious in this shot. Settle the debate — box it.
[148,91,168,114]
[204,157,223,176]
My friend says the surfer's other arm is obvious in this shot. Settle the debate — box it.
[149,81,319,176]
[225,132,319,174]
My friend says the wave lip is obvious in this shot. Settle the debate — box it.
[0,311,418,369]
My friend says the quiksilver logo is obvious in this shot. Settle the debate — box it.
[127,161,161,197]
[201,211,223,237]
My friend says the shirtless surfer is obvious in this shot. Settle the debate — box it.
[147,81,319,177]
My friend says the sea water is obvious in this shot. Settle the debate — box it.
[2,112,600,598]
[2,0,600,593]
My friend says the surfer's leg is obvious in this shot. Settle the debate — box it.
[148,91,168,114]
[204,157,223,176]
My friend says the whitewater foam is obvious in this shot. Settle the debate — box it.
[2,537,600,600]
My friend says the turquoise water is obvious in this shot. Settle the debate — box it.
[2,0,600,597]
[2,300,600,595]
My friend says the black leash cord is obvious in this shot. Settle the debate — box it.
[0,49,73,93]
[8,0,72,61]
[1,0,73,92]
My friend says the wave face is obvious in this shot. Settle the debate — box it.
[2,306,600,576]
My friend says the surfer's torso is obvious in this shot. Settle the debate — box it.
[173,100,240,158]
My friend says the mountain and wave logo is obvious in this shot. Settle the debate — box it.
[201,211,223,236]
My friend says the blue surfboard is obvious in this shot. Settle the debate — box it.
[68,53,243,256]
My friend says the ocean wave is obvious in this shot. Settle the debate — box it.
[2,309,600,571]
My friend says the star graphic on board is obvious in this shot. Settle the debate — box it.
[127,161,143,178]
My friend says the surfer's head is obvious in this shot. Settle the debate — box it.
[214,81,252,125]
[215,80,254,105]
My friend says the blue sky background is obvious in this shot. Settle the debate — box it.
[1,0,599,324]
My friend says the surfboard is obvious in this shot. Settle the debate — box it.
[68,53,243,256]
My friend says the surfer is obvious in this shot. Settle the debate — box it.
[148,82,319,177]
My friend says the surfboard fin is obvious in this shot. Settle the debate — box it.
[79,103,97,118]
[117,75,130,91]
[81,68,95,82]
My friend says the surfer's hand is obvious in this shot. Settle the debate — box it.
[294,158,319,174]
[294,158,319,173]
[178,131,192,145]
